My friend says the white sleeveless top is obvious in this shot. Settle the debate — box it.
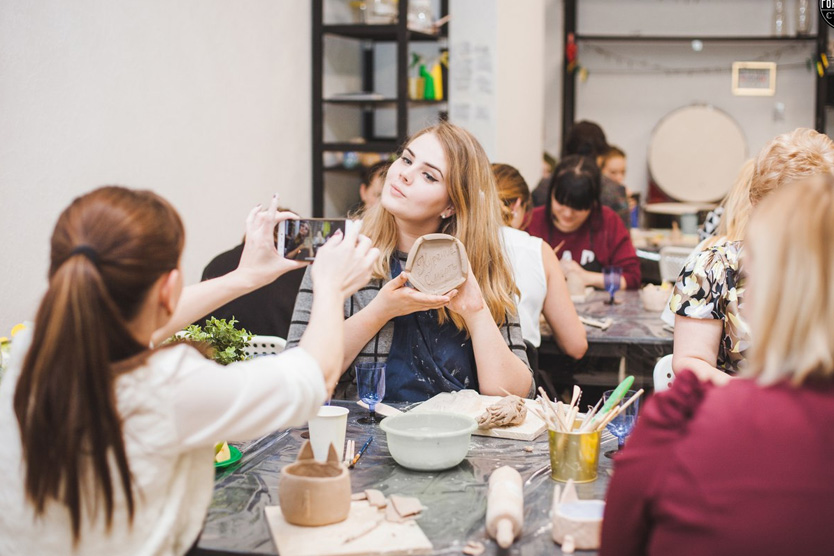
[500,226,547,347]
[0,329,325,556]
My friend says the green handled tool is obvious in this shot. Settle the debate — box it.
[593,375,635,423]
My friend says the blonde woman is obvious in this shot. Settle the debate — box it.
[287,122,534,401]
[671,128,834,384]
[601,176,834,556]
[493,163,587,359]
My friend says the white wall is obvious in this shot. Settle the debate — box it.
[544,0,817,197]
[449,0,544,188]
[0,1,311,334]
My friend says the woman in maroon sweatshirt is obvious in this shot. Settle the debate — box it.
[600,176,834,556]
[527,155,640,290]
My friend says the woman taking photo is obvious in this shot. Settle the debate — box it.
[0,188,377,555]
[601,175,834,556]
[287,122,534,402]
[527,155,641,291]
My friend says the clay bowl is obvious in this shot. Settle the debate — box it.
[640,284,671,313]
[404,234,469,295]
[380,411,477,471]
[278,445,351,526]
[552,500,606,550]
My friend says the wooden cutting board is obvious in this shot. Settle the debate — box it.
[265,501,433,556]
[410,390,547,441]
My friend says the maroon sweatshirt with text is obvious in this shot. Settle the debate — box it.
[527,205,641,289]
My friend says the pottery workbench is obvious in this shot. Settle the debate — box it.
[192,401,617,556]
[538,290,673,393]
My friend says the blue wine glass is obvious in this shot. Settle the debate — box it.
[356,362,386,424]
[602,388,640,458]
[603,266,622,305]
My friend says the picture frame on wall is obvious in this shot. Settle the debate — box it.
[731,62,776,96]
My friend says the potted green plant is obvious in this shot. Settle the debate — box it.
[174,317,252,366]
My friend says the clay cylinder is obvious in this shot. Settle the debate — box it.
[279,441,351,526]
[486,466,523,548]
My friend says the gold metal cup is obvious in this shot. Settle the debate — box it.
[549,423,601,483]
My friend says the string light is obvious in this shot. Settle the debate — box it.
[577,43,811,76]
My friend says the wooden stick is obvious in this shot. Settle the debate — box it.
[578,398,604,433]
[594,405,623,432]
[593,389,645,432]
[538,388,565,430]
[618,388,645,415]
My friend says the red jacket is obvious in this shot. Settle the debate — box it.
[600,370,834,556]
[527,205,641,289]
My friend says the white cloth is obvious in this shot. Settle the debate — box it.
[500,226,547,347]
[0,329,326,556]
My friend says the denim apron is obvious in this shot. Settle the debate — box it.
[384,257,478,402]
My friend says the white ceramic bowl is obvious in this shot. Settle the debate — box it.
[379,411,477,471]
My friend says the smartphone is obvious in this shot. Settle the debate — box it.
[278,218,355,261]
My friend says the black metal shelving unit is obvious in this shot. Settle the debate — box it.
[560,0,829,153]
[312,0,449,216]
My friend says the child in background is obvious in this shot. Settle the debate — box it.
[600,146,638,228]
[349,161,389,217]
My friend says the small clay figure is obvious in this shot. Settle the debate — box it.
[477,395,528,429]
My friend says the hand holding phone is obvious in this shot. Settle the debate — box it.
[278,218,355,261]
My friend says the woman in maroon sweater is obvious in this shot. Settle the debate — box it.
[600,176,834,556]
[527,155,640,290]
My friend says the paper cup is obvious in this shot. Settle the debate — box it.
[308,406,349,462]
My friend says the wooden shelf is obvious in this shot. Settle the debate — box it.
[575,34,818,43]
[323,141,399,153]
[324,98,447,106]
[323,24,443,42]
[313,1,449,215]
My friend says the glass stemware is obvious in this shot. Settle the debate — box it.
[603,266,622,305]
[602,388,640,458]
[356,362,386,424]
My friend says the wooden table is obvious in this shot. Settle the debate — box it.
[192,402,617,556]
[538,290,673,392]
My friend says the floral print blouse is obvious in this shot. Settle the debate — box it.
[669,241,750,374]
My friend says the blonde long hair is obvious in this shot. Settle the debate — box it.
[751,128,834,206]
[362,122,518,328]
[701,159,755,248]
[746,176,834,386]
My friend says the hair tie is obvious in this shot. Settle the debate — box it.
[69,245,100,266]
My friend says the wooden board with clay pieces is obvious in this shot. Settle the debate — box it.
[410,390,547,441]
[265,501,433,556]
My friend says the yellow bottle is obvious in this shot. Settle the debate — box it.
[430,63,443,101]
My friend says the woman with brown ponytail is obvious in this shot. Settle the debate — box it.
[0,187,377,555]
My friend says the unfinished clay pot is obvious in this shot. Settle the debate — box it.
[404,233,468,295]
[278,440,351,526]
[551,480,605,550]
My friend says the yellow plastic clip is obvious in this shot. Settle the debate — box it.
[817,60,824,77]
[822,53,829,69]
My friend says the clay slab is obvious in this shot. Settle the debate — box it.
[265,500,433,556]
[404,234,468,295]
